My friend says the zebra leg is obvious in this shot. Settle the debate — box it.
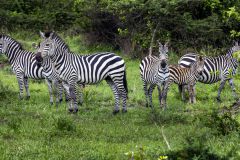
[193,85,197,103]
[161,81,170,109]
[45,79,54,105]
[148,84,156,108]
[228,79,238,100]
[58,81,64,103]
[52,80,61,105]
[157,85,162,105]
[178,84,185,101]
[143,81,149,107]
[106,79,120,114]
[23,77,30,100]
[217,80,227,102]
[64,87,70,102]
[17,74,24,100]
[117,82,128,113]
[188,84,194,103]
[181,85,186,101]
[69,84,78,113]
[62,83,73,112]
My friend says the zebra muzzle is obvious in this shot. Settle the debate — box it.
[161,60,167,69]
[35,52,43,67]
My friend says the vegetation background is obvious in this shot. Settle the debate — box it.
[0,0,240,159]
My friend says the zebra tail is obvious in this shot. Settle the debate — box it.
[123,70,129,99]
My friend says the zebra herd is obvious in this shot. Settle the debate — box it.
[0,31,240,114]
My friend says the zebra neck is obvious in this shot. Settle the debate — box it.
[5,46,22,64]
[52,51,72,74]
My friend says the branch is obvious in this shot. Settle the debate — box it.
[155,123,171,150]
[149,22,160,56]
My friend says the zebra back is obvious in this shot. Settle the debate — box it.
[36,32,127,85]
[0,35,45,79]
[178,43,240,84]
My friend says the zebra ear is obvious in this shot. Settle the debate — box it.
[164,41,169,47]
[233,40,239,46]
[195,56,200,62]
[49,31,54,39]
[40,31,45,39]
[157,40,163,47]
[32,42,38,49]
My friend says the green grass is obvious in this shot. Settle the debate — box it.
[0,34,240,159]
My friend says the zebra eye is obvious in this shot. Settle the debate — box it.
[46,44,50,47]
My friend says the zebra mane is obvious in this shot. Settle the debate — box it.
[2,34,24,50]
[44,31,70,52]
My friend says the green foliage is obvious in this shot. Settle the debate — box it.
[206,111,240,136]
[1,0,240,56]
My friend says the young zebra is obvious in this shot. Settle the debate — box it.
[178,42,240,102]
[140,42,169,108]
[161,56,205,107]
[35,31,128,114]
[0,34,60,104]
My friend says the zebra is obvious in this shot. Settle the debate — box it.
[161,56,205,106]
[33,42,84,105]
[178,41,240,102]
[140,42,170,108]
[0,34,61,104]
[35,31,128,114]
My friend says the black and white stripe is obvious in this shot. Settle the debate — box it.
[0,34,60,104]
[162,56,205,106]
[35,31,128,114]
[139,42,169,108]
[178,42,240,102]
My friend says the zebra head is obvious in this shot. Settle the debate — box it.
[158,41,169,70]
[35,31,56,63]
[227,41,240,57]
[33,42,44,67]
[0,35,9,54]
[192,56,205,76]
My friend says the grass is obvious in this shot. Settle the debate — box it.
[0,33,240,159]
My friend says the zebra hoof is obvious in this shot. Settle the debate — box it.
[216,97,222,103]
[122,109,127,113]
[112,110,120,115]
[65,98,70,102]
[68,108,74,113]
[59,98,63,103]
[73,108,79,113]
[26,96,30,100]
[145,103,149,108]
[50,102,53,105]
[78,102,83,106]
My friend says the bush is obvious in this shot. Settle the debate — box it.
[207,110,240,136]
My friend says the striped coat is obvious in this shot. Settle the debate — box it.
[35,31,128,114]
[178,42,240,102]
[0,34,59,104]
